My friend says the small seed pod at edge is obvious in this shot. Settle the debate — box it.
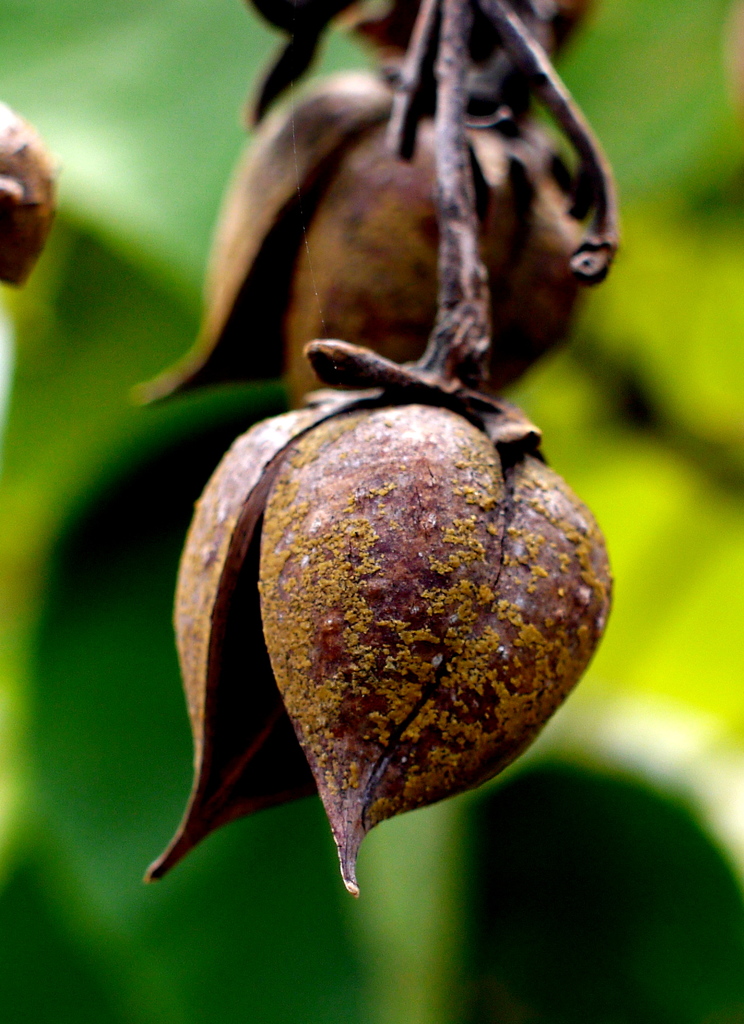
[0,103,56,285]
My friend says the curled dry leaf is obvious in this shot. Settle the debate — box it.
[139,75,391,403]
[0,103,56,285]
[139,73,583,407]
[149,397,610,893]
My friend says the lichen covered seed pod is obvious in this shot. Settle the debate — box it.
[0,103,56,284]
[259,403,611,893]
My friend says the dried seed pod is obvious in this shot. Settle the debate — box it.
[259,403,611,893]
[140,74,583,405]
[148,0,614,897]
[284,116,582,401]
[0,103,56,284]
[147,392,610,891]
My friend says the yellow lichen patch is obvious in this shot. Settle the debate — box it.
[261,425,390,780]
[368,482,396,498]
[496,598,525,627]
[378,619,441,647]
[347,762,360,789]
[453,483,498,511]
[429,517,487,574]
[515,456,610,604]
[505,525,546,563]
[287,412,361,470]
[450,430,504,510]
[527,563,550,594]
[442,517,487,556]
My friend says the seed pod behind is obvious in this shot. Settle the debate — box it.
[140,74,583,407]
[259,404,611,893]
[283,119,581,402]
[0,103,56,284]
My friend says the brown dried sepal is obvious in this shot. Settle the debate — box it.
[259,403,611,893]
[138,75,392,403]
[146,392,373,880]
[0,103,56,285]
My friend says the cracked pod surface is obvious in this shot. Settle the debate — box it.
[259,403,611,893]
[142,73,583,405]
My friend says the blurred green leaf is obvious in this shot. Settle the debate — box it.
[0,853,131,1024]
[580,204,744,445]
[0,217,198,567]
[352,800,467,1024]
[464,761,744,1024]
[136,804,366,1024]
[507,390,744,726]
[31,374,284,917]
[508,193,744,727]
[0,215,207,886]
[0,1,368,286]
[561,0,741,199]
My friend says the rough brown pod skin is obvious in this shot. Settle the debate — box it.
[141,74,583,406]
[259,403,611,893]
[146,394,611,893]
[0,103,56,285]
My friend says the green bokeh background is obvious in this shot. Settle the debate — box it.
[2,1,744,1021]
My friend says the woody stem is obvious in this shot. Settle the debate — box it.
[387,0,441,159]
[416,0,492,386]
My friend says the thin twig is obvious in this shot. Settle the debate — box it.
[416,0,492,385]
[478,0,618,283]
[386,0,441,159]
